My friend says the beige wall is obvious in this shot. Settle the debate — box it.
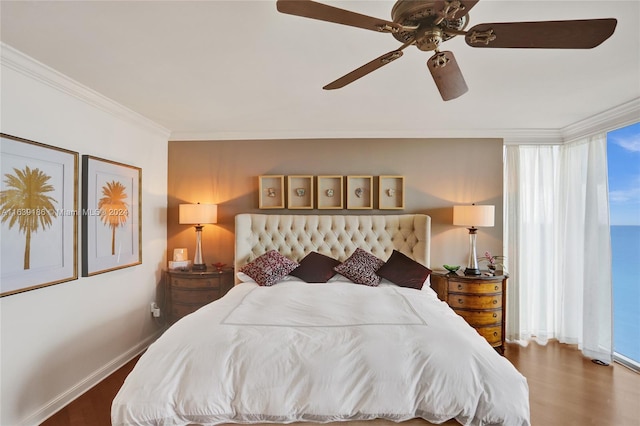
[168,138,504,270]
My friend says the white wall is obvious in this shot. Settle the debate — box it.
[0,45,169,425]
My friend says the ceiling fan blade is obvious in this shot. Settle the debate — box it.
[276,0,401,33]
[465,18,617,49]
[427,51,468,101]
[323,46,408,90]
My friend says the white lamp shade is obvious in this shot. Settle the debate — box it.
[179,203,218,225]
[453,205,495,227]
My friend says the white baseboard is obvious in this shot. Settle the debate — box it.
[20,330,163,426]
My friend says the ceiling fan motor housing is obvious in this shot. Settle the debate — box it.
[391,0,469,50]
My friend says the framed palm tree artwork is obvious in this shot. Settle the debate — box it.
[81,156,141,276]
[0,133,78,297]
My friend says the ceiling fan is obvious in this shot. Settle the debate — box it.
[276,0,617,100]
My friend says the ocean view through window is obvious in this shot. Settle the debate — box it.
[607,122,640,370]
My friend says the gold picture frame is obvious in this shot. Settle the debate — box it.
[1,133,78,297]
[378,175,405,210]
[82,155,141,276]
[287,175,314,209]
[346,175,373,210]
[317,175,344,209]
[258,175,285,209]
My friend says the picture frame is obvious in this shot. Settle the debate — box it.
[317,175,344,209]
[378,175,405,209]
[287,175,314,209]
[82,155,141,276]
[258,175,285,209]
[1,133,78,297]
[346,175,373,209]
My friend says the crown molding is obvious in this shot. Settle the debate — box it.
[1,43,170,139]
[561,97,640,143]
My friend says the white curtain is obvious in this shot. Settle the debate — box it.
[504,134,613,362]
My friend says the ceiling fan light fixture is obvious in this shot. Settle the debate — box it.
[415,27,443,51]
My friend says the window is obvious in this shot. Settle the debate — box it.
[607,122,640,370]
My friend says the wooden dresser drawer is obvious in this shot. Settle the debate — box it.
[172,288,219,304]
[448,294,502,310]
[454,309,501,326]
[448,280,502,294]
[170,277,220,288]
[476,325,503,345]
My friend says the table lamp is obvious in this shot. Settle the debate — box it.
[179,203,217,271]
[453,204,495,276]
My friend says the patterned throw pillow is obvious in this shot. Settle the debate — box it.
[240,250,299,286]
[290,251,341,283]
[377,249,432,290]
[334,248,385,286]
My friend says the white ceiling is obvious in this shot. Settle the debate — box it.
[1,0,639,141]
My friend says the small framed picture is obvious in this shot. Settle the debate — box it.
[378,175,405,209]
[317,175,344,209]
[346,175,373,209]
[258,175,285,209]
[1,134,79,296]
[82,155,141,276]
[287,175,314,209]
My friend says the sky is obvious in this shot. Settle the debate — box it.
[607,122,640,226]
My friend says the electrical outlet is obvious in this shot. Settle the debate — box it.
[150,302,161,317]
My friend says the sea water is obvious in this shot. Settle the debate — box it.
[611,225,640,363]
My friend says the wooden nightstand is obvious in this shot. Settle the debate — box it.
[165,268,234,323]
[430,271,507,354]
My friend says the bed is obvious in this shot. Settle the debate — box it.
[112,214,530,426]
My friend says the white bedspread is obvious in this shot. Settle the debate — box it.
[112,281,530,426]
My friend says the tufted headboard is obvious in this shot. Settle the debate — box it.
[234,214,431,276]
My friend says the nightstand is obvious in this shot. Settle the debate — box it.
[165,268,234,323]
[430,271,507,354]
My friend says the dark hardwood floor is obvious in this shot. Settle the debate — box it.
[41,341,638,425]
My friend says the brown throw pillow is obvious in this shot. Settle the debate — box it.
[377,250,432,290]
[289,251,341,283]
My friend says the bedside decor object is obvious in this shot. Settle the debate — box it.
[453,204,495,276]
[173,248,188,262]
[443,264,460,273]
[213,262,226,272]
[1,133,78,296]
[168,260,191,271]
[478,251,506,273]
[82,155,141,277]
[259,175,284,208]
[179,203,217,271]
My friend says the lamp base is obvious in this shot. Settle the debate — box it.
[192,263,207,271]
[464,267,481,276]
